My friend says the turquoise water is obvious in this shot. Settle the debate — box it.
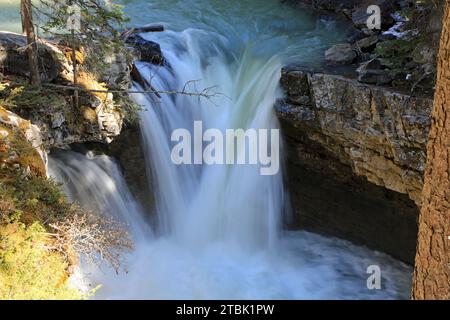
[119,0,348,65]
[5,0,413,299]
[0,0,348,65]
[0,0,21,33]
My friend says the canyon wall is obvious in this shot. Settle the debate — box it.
[276,66,433,263]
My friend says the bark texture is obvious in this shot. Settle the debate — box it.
[412,0,450,300]
[20,0,40,85]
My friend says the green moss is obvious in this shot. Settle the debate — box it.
[0,219,87,300]
[0,78,68,112]
[0,166,87,299]
[0,168,92,299]
[0,168,76,226]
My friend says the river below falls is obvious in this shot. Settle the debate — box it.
[1,0,413,299]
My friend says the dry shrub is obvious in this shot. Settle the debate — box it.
[48,211,133,273]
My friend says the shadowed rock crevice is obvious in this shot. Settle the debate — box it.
[276,65,433,263]
[281,124,419,264]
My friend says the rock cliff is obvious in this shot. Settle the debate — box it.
[276,66,433,263]
[277,66,433,206]
[0,32,124,150]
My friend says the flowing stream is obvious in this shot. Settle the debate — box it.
[0,0,413,299]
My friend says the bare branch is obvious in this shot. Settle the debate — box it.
[47,211,132,273]
[41,83,222,100]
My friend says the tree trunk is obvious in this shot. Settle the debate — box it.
[20,0,40,86]
[411,0,450,300]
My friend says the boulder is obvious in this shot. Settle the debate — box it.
[356,58,393,85]
[0,106,47,175]
[126,34,165,65]
[355,34,379,52]
[325,43,356,65]
[412,44,436,65]
[0,32,64,82]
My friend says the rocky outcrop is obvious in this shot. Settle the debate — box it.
[0,32,124,149]
[125,34,165,66]
[277,66,433,206]
[0,106,46,176]
[0,32,66,83]
[108,124,154,213]
[276,65,434,263]
[1,31,160,212]
[0,77,123,149]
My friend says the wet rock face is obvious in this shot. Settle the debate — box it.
[277,66,433,206]
[126,34,165,66]
[108,123,154,214]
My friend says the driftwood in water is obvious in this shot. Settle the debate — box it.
[130,63,161,98]
[133,25,164,33]
[121,24,164,41]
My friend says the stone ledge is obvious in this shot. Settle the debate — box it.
[277,66,433,206]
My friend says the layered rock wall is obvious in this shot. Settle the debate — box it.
[276,66,433,263]
[278,66,432,206]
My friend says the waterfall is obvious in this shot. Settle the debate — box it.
[48,28,412,300]
[48,150,152,242]
[47,1,412,299]
[132,30,286,251]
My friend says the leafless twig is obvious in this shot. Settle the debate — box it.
[47,211,132,273]
[41,83,222,100]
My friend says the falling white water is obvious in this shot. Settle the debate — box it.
[47,0,413,299]
[132,33,286,251]
[49,147,413,299]
[48,150,152,242]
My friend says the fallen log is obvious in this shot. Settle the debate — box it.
[121,24,164,41]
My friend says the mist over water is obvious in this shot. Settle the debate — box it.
[45,0,413,299]
[49,148,412,299]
